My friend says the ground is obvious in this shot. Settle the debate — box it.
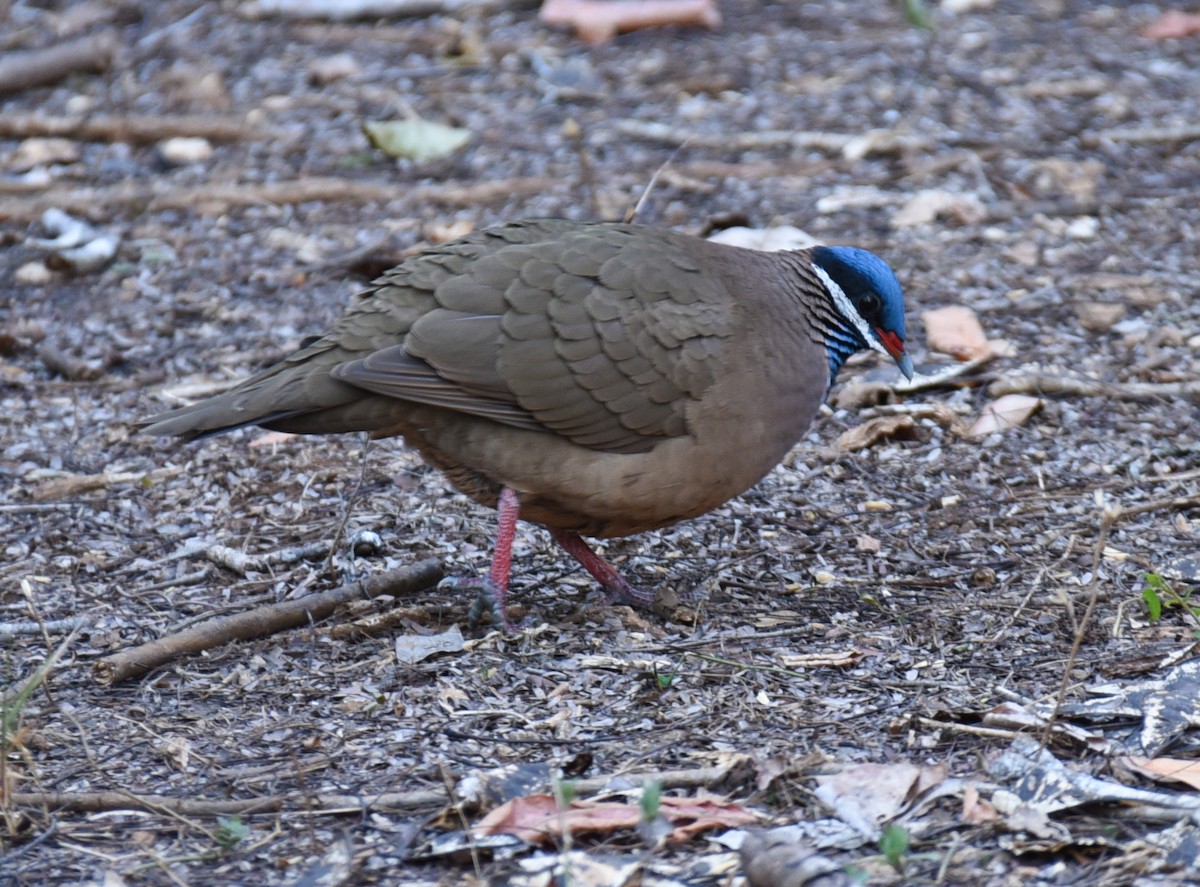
[3,0,1200,884]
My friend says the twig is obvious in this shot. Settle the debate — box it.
[206,541,331,576]
[243,0,502,19]
[10,763,735,817]
[614,120,931,157]
[615,119,853,152]
[0,175,556,223]
[1082,124,1200,147]
[626,138,691,224]
[0,616,91,641]
[0,31,116,95]
[990,372,1200,402]
[0,111,287,144]
[1111,495,1200,521]
[93,558,444,685]
[1040,505,1118,750]
[9,788,445,816]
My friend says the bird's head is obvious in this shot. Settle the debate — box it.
[810,245,913,381]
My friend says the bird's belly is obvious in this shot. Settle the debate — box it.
[396,402,812,538]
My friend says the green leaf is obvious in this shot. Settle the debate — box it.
[880,824,909,871]
[215,815,249,850]
[363,118,471,163]
[640,780,662,822]
[903,0,936,31]
[1143,585,1163,622]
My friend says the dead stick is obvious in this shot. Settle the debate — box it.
[0,111,287,144]
[93,558,443,685]
[10,764,732,816]
[990,372,1200,402]
[9,788,445,816]
[0,175,555,222]
[0,31,117,95]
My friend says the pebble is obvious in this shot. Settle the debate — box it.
[158,137,214,166]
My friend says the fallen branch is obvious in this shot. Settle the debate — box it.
[0,111,287,144]
[615,119,853,152]
[0,616,91,641]
[10,788,445,817]
[10,763,735,816]
[244,0,502,18]
[93,558,444,685]
[614,120,930,157]
[0,175,556,222]
[989,372,1200,402]
[1082,123,1200,147]
[0,31,117,96]
[205,541,331,576]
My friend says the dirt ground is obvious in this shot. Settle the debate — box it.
[3,0,1200,884]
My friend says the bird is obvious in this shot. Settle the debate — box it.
[140,219,913,628]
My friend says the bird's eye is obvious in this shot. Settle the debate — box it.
[859,292,881,316]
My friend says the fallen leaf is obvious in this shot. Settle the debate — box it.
[780,650,868,669]
[961,783,999,824]
[967,394,1042,438]
[922,305,993,360]
[1141,10,1200,40]
[891,189,986,228]
[363,118,472,163]
[814,762,949,838]
[836,414,916,452]
[1119,756,1200,792]
[475,793,757,844]
[395,624,465,665]
[539,0,721,44]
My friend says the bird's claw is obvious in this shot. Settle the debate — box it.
[438,575,530,632]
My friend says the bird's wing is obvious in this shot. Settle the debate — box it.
[333,222,737,454]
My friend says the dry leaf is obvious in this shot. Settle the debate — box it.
[1119,756,1200,792]
[475,793,757,844]
[922,305,993,360]
[961,783,999,824]
[836,414,916,452]
[967,394,1042,438]
[891,189,986,228]
[780,650,868,668]
[394,624,465,665]
[363,118,472,163]
[814,762,949,837]
[1141,10,1200,40]
[539,0,721,44]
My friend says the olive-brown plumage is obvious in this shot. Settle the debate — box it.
[141,219,912,625]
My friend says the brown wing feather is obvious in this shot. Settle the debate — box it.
[142,220,738,455]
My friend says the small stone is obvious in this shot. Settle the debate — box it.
[158,137,214,166]
[308,53,361,85]
[1075,301,1125,333]
[15,261,53,285]
[1004,240,1040,267]
[7,137,80,172]
[1066,216,1099,239]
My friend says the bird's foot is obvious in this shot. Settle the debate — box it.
[598,575,661,610]
[438,575,530,632]
[550,529,671,614]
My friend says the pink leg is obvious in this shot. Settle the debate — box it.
[549,529,658,609]
[440,487,526,630]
